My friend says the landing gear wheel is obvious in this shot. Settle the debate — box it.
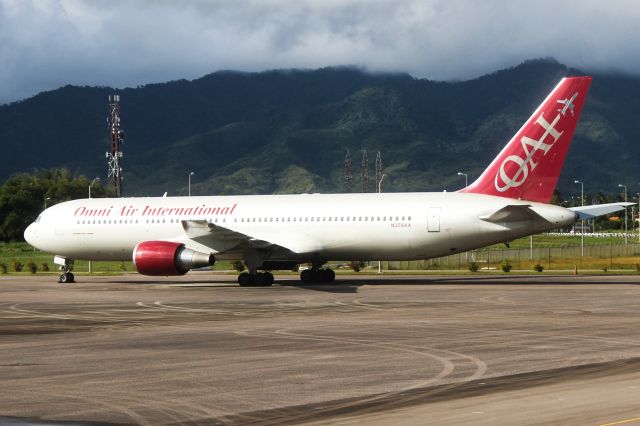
[323,269,335,282]
[238,272,251,286]
[263,272,274,286]
[301,269,313,283]
[59,272,75,283]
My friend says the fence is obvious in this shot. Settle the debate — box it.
[385,243,640,271]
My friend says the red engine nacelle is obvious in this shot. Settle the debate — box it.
[133,241,215,276]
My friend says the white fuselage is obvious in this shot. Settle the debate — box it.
[24,192,577,264]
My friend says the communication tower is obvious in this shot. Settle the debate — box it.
[361,150,369,193]
[344,150,353,193]
[106,95,124,197]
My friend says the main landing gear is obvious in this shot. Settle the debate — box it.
[300,268,335,283]
[237,271,274,287]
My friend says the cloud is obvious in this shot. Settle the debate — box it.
[1,0,640,103]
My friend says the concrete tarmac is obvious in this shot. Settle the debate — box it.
[1,273,640,425]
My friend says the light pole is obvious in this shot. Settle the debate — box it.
[619,184,628,244]
[457,172,468,187]
[88,177,100,199]
[574,180,584,257]
[377,174,386,194]
[188,172,195,196]
[378,173,387,274]
[44,197,51,210]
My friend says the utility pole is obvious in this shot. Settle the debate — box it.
[344,150,352,193]
[619,184,628,244]
[457,171,468,187]
[574,180,584,257]
[106,95,125,197]
[188,172,195,196]
[361,150,369,193]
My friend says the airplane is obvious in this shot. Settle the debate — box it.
[24,76,631,286]
[557,92,578,116]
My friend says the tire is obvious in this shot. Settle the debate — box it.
[324,269,335,282]
[300,269,312,283]
[59,273,68,283]
[67,272,75,283]
[238,272,251,286]
[264,272,274,286]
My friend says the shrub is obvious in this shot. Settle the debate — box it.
[41,263,50,272]
[468,262,479,272]
[232,260,245,272]
[500,260,512,273]
[119,261,127,271]
[12,261,23,272]
[0,263,7,274]
[350,261,366,272]
[26,262,37,274]
[533,263,544,272]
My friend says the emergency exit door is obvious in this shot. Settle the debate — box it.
[427,207,441,232]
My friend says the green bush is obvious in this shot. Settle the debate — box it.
[500,260,512,273]
[27,262,37,274]
[350,261,366,272]
[0,263,7,274]
[533,263,544,272]
[12,261,23,272]
[468,262,479,272]
[41,263,50,272]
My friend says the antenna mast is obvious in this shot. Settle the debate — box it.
[375,151,382,193]
[106,95,124,197]
[361,150,369,193]
[344,150,353,193]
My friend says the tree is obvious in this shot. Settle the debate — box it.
[0,169,107,241]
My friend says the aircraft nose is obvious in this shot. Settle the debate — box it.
[24,223,37,246]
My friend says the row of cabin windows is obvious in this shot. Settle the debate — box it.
[76,215,412,225]
[236,216,411,223]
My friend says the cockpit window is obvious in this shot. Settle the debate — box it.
[35,215,41,223]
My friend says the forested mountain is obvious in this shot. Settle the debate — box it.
[1,59,639,198]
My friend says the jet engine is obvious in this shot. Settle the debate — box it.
[133,241,215,276]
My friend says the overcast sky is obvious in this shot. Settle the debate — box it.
[1,0,639,104]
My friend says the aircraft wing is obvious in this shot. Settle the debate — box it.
[180,220,302,255]
[479,205,548,223]
[569,202,634,220]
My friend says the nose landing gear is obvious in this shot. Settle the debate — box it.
[54,256,75,283]
[59,272,75,283]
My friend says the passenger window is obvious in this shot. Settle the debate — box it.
[408,216,412,220]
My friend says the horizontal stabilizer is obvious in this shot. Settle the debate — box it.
[569,202,635,220]
[480,205,548,223]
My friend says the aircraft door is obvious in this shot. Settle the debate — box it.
[427,207,441,232]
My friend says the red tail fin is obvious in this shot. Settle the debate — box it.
[460,76,592,203]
